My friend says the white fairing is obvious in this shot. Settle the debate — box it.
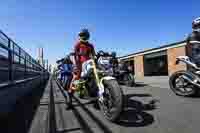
[98,57,110,65]
[99,76,116,94]
[98,56,113,75]
[81,59,93,77]
[57,70,62,79]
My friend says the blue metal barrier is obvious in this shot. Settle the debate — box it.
[0,30,48,85]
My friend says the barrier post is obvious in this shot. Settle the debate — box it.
[8,39,13,82]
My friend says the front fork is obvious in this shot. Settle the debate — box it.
[90,59,116,102]
[98,80,105,103]
[90,59,105,102]
[98,77,116,103]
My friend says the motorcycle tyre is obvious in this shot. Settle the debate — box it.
[99,80,123,122]
[169,70,197,97]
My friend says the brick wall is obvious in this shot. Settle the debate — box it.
[167,46,186,75]
[134,55,144,78]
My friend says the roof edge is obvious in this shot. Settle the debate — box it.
[118,40,186,59]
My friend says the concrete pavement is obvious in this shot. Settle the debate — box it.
[135,76,170,88]
[29,79,200,133]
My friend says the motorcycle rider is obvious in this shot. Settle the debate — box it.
[67,28,96,109]
[62,55,73,91]
[111,52,119,67]
[110,51,119,73]
[74,28,96,76]
[56,58,64,84]
[186,17,200,66]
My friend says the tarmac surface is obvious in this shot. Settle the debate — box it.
[29,78,200,133]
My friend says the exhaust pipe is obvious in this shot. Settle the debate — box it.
[181,75,200,88]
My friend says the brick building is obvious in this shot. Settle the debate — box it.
[119,40,187,79]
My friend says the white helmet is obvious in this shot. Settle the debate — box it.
[192,17,200,32]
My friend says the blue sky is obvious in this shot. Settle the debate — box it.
[0,0,199,65]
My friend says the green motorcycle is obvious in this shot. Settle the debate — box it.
[71,52,124,122]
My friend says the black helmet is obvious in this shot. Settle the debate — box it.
[192,17,200,32]
[98,50,105,56]
[111,51,116,57]
[78,28,90,41]
[63,55,71,63]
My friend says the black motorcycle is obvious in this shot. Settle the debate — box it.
[113,62,135,87]
[97,51,135,87]
[169,56,200,96]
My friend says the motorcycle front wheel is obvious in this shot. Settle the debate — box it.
[169,70,197,96]
[99,79,123,122]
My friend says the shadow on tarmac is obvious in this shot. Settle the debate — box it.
[126,93,152,98]
[117,93,159,127]
[57,79,112,133]
[57,127,82,133]
[57,78,158,132]
[134,82,149,87]
[72,96,113,133]
[0,81,48,133]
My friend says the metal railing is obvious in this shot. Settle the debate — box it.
[0,30,47,84]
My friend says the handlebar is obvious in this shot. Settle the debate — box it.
[70,51,112,58]
[97,51,112,57]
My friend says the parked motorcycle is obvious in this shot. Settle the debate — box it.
[71,51,123,122]
[114,63,135,87]
[97,50,135,87]
[169,56,200,96]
